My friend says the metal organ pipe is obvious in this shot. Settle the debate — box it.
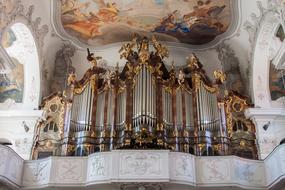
[70,83,94,132]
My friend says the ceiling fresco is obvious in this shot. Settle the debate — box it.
[59,0,232,46]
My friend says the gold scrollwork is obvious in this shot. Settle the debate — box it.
[214,70,226,84]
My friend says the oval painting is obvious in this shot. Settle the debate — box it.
[59,0,232,46]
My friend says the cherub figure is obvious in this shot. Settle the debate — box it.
[119,35,137,60]
[104,70,114,88]
[178,70,185,85]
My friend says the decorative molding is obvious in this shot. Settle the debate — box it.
[119,183,163,190]
[53,158,86,184]
[0,0,48,48]
[87,153,109,182]
[23,159,50,186]
[234,159,265,186]
[170,153,195,183]
[119,152,161,176]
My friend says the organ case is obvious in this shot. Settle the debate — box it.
[32,36,258,159]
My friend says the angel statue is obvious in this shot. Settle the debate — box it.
[178,70,185,85]
[119,34,137,60]
[152,36,169,59]
[104,70,115,88]
[87,48,102,67]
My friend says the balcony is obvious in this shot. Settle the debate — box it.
[1,144,285,189]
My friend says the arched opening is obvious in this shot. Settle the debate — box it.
[251,12,281,108]
[0,22,40,109]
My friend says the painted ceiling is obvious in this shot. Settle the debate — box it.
[59,0,232,46]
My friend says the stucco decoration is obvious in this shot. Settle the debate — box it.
[216,41,245,94]
[245,0,285,107]
[51,44,76,93]
[0,0,49,109]
[0,0,48,48]
[120,152,161,176]
[22,159,51,186]
[120,183,162,190]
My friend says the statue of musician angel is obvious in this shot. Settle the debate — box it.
[86,48,102,67]
[119,34,137,60]
[104,70,115,88]
[178,70,185,85]
[152,36,169,59]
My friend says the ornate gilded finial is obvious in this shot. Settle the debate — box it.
[67,72,76,86]
[186,53,200,70]
[138,36,150,63]
[87,48,102,67]
[152,35,169,59]
[119,35,137,60]
[214,70,226,84]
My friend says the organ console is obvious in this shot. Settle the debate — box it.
[32,36,258,159]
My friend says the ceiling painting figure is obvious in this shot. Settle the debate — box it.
[60,0,231,46]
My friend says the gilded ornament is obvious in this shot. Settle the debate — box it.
[214,70,226,84]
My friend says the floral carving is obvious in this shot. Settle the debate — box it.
[55,159,84,182]
[200,159,230,182]
[234,160,264,185]
[174,155,194,178]
[120,152,160,176]
[24,161,49,183]
[89,155,106,177]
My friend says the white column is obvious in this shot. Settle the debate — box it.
[245,108,285,159]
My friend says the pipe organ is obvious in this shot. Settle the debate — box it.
[32,36,258,159]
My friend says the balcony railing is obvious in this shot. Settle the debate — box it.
[0,144,285,189]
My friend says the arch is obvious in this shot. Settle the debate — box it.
[252,11,282,108]
[0,22,40,110]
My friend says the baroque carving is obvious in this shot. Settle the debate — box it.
[0,0,48,48]
[173,155,194,179]
[234,160,264,185]
[88,155,106,178]
[200,158,230,182]
[23,161,49,184]
[244,0,285,83]
[120,152,160,176]
[55,159,84,182]
[120,183,162,190]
